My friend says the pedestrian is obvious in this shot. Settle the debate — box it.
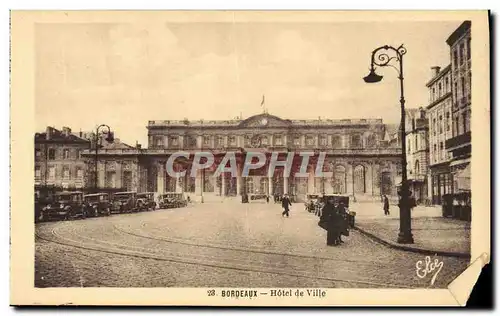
[319,197,341,246]
[383,194,390,215]
[266,195,270,203]
[337,201,349,244]
[281,194,292,217]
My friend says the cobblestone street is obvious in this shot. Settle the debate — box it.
[35,201,469,288]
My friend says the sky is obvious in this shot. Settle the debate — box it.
[35,20,462,146]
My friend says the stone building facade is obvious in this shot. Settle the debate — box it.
[426,65,454,204]
[143,113,402,202]
[405,107,430,204]
[34,127,90,189]
[446,20,471,191]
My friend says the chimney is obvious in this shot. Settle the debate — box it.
[46,126,53,140]
[431,66,441,77]
[62,126,71,137]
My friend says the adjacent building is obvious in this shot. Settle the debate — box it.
[405,107,430,204]
[446,20,471,192]
[425,20,472,204]
[426,65,454,204]
[34,127,90,189]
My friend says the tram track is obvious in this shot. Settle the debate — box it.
[35,221,414,289]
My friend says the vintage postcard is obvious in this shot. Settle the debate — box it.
[10,10,490,306]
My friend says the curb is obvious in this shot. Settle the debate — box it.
[353,225,471,259]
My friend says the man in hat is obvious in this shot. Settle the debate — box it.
[281,193,292,218]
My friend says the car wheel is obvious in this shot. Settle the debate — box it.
[94,209,99,217]
[106,208,111,216]
[82,210,87,219]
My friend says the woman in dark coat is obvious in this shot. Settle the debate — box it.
[383,194,390,215]
[320,197,342,246]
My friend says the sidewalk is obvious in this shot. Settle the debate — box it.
[352,203,471,258]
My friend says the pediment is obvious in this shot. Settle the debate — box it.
[238,114,291,128]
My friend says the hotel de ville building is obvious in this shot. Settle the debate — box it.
[70,112,404,203]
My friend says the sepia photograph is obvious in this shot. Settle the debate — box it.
[10,10,490,306]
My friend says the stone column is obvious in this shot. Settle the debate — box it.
[175,175,183,193]
[236,163,242,196]
[156,162,165,194]
[346,164,354,195]
[98,162,105,188]
[268,175,273,195]
[366,163,373,195]
[221,174,226,196]
[115,162,122,189]
[195,169,203,196]
[283,177,289,194]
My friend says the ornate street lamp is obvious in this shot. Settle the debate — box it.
[363,44,414,244]
[93,124,114,190]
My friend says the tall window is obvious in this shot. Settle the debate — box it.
[467,38,471,60]
[293,136,301,146]
[462,112,467,134]
[408,139,411,153]
[415,160,420,176]
[454,82,458,105]
[432,88,435,101]
[438,83,442,97]
[319,135,327,146]
[48,166,56,179]
[461,77,466,99]
[48,148,56,160]
[76,168,83,179]
[229,135,236,146]
[35,149,42,158]
[332,135,342,148]
[433,118,436,135]
[169,136,179,147]
[433,144,437,162]
[274,135,282,146]
[415,135,418,151]
[459,43,465,65]
[351,134,362,148]
[155,136,163,148]
[446,112,451,131]
[35,166,41,179]
[453,50,458,68]
[439,115,443,134]
[261,136,269,146]
[445,77,449,92]
[216,136,224,147]
[63,166,70,179]
[76,149,81,159]
[440,142,444,160]
[203,135,211,146]
[306,135,314,147]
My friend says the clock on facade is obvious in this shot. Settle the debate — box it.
[260,118,268,126]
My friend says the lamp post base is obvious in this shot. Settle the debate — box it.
[397,231,414,244]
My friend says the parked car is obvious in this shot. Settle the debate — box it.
[39,191,87,221]
[136,192,156,211]
[304,194,320,212]
[158,193,187,209]
[111,191,138,213]
[83,193,112,217]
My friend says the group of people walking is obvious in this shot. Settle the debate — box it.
[318,197,349,246]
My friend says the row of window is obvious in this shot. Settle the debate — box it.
[35,148,82,160]
[430,76,451,103]
[431,112,452,136]
[452,37,471,70]
[34,165,84,180]
[152,134,377,149]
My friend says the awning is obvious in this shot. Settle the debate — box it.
[455,163,471,191]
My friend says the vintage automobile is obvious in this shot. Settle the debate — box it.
[39,191,87,221]
[304,194,320,212]
[158,192,187,209]
[136,192,157,211]
[83,193,112,217]
[111,191,138,213]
